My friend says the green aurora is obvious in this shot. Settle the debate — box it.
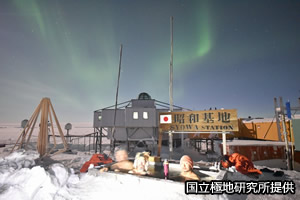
[0,0,299,122]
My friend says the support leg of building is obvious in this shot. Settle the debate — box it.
[222,132,227,155]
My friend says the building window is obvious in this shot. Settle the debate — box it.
[133,112,138,119]
[143,112,148,119]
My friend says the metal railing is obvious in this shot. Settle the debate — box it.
[190,139,214,153]
[48,132,98,152]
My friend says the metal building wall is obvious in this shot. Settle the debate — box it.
[292,119,300,151]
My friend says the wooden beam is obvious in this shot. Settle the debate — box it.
[11,98,69,157]
[157,129,163,156]
[49,100,68,153]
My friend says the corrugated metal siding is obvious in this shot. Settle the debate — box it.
[292,119,300,151]
[189,119,293,142]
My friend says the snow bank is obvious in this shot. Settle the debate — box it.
[0,150,299,200]
[0,150,224,200]
[0,149,38,172]
[0,150,56,200]
[0,150,201,200]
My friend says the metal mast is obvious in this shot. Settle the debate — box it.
[169,16,174,112]
[111,44,123,153]
[169,16,174,158]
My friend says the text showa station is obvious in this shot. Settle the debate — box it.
[159,109,239,132]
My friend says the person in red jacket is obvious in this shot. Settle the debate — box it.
[221,153,262,175]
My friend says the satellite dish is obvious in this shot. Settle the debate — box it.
[65,123,72,142]
[65,123,72,130]
[21,119,28,128]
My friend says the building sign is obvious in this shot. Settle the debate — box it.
[159,109,239,132]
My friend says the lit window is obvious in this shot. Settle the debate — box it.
[133,112,138,119]
[98,115,102,121]
[143,112,148,119]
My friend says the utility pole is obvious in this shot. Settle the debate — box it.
[279,97,292,170]
[274,98,283,141]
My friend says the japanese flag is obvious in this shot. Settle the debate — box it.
[160,114,172,124]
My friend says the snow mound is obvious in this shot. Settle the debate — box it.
[48,163,70,187]
[0,149,38,172]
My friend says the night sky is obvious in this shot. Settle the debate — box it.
[0,0,299,123]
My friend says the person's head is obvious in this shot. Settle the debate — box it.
[114,149,128,162]
[180,155,193,172]
[221,160,230,168]
[134,152,150,172]
[224,155,229,161]
[220,154,230,168]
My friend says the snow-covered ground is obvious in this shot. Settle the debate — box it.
[0,123,299,199]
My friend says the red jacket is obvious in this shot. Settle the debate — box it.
[222,153,262,175]
[80,154,113,173]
